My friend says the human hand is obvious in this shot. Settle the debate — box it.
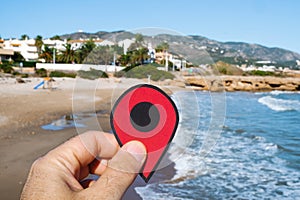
[21,131,147,200]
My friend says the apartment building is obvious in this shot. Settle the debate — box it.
[2,38,38,61]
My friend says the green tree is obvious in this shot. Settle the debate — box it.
[39,45,54,63]
[84,45,114,65]
[155,42,169,52]
[35,35,43,55]
[12,52,25,62]
[118,54,131,66]
[125,47,149,66]
[78,39,96,63]
[50,35,61,40]
[132,48,149,65]
[21,34,29,40]
[135,33,144,44]
[128,33,145,51]
[110,44,124,55]
[58,43,79,63]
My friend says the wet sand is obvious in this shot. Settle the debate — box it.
[0,77,177,199]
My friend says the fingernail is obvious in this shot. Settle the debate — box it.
[124,141,147,163]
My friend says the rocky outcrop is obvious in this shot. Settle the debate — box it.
[184,76,300,92]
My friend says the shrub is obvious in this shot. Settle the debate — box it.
[213,61,243,75]
[36,68,47,77]
[124,65,174,81]
[12,71,21,76]
[247,70,275,76]
[114,70,126,78]
[50,71,76,78]
[21,74,29,78]
[77,68,108,80]
[151,62,164,68]
[0,63,14,73]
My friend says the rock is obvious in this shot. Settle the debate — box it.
[16,78,25,83]
[184,75,300,92]
[171,80,186,87]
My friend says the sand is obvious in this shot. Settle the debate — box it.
[0,77,117,199]
[0,77,178,199]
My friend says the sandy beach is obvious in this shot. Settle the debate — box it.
[2,75,299,199]
[0,77,118,199]
[0,77,180,199]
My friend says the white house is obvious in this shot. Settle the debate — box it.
[3,38,38,61]
[43,39,66,51]
[257,65,276,72]
[68,38,109,50]
[147,43,156,63]
[68,39,85,50]
[154,51,186,71]
[0,49,14,62]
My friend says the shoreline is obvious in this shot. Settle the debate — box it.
[1,75,299,199]
[0,77,179,199]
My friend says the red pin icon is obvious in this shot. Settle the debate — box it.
[110,84,179,182]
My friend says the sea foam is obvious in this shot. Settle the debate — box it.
[270,91,300,96]
[258,96,300,111]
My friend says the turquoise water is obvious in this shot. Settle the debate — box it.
[136,91,300,199]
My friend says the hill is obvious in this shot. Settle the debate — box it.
[58,30,300,68]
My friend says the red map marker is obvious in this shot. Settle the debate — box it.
[110,84,179,182]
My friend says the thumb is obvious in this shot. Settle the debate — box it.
[87,141,146,199]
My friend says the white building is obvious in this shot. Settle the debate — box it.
[3,38,38,61]
[257,65,276,72]
[68,38,108,50]
[256,60,273,64]
[154,51,186,71]
[43,39,66,51]
[68,39,85,50]
[0,49,14,62]
[147,43,156,63]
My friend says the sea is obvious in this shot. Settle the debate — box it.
[42,90,300,199]
[135,90,300,199]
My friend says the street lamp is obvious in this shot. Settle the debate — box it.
[165,51,168,71]
[53,48,56,64]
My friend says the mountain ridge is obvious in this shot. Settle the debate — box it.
[58,30,300,66]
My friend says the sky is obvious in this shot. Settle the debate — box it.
[1,0,300,53]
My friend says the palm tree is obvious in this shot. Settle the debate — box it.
[127,47,149,66]
[21,34,29,40]
[35,35,43,55]
[155,42,169,52]
[128,33,145,52]
[78,39,96,63]
[135,33,144,44]
[134,47,149,65]
[58,43,79,63]
[50,35,61,40]
[118,54,131,66]
[39,45,53,63]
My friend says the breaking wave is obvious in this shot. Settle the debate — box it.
[258,96,300,111]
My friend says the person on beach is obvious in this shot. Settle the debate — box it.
[21,131,146,200]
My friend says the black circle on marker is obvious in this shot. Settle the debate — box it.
[130,102,160,132]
